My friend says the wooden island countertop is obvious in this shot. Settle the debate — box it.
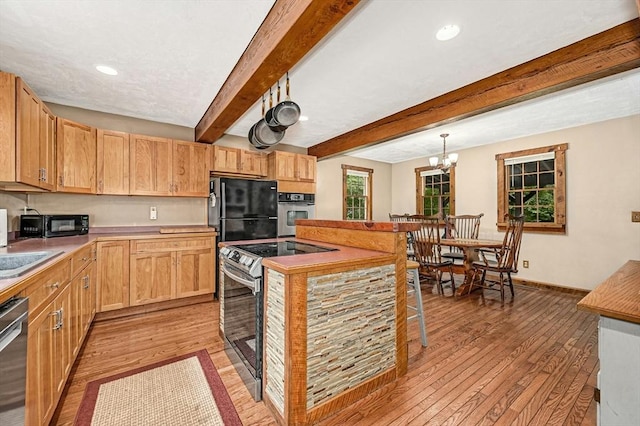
[577,259,640,324]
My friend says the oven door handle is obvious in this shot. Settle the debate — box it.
[222,265,261,294]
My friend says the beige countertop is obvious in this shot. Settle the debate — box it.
[577,260,640,324]
[0,226,216,301]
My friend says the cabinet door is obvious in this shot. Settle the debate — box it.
[176,246,215,298]
[53,283,72,395]
[16,77,41,187]
[39,104,56,191]
[130,251,175,306]
[56,118,97,193]
[26,304,56,426]
[96,240,130,312]
[270,151,297,180]
[241,150,268,176]
[172,140,210,197]
[84,261,97,329]
[97,129,129,194]
[130,134,173,196]
[69,272,83,359]
[212,146,241,173]
[296,154,316,182]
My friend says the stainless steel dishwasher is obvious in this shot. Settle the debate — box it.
[0,297,28,426]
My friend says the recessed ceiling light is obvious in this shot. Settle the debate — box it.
[298,115,309,122]
[436,24,460,41]
[96,65,118,76]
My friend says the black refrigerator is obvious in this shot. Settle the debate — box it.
[208,177,278,296]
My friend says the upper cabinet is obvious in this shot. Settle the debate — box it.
[172,140,210,197]
[56,118,97,193]
[211,145,267,177]
[130,135,209,197]
[130,134,173,196]
[267,151,317,193]
[97,129,129,195]
[0,72,57,191]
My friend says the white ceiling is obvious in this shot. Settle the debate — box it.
[0,0,638,164]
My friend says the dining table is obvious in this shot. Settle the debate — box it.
[440,238,504,296]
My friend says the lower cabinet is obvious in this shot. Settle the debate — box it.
[129,236,215,306]
[96,240,130,312]
[25,244,96,426]
[26,281,71,426]
[97,235,216,311]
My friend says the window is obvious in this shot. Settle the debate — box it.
[342,165,373,220]
[415,166,455,217]
[496,143,567,233]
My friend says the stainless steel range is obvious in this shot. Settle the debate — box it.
[219,240,337,401]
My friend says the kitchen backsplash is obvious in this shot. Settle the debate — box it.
[0,192,207,232]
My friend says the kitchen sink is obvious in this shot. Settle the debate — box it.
[0,251,64,279]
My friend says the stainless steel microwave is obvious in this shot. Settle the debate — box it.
[20,214,89,238]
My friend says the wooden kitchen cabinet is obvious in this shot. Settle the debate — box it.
[172,139,210,197]
[130,250,175,305]
[97,129,130,194]
[212,146,241,173]
[129,236,215,306]
[211,145,268,177]
[268,150,316,193]
[176,244,215,298]
[0,72,56,191]
[26,279,72,426]
[268,151,316,182]
[96,240,130,312]
[130,134,173,196]
[56,117,97,193]
[70,247,95,358]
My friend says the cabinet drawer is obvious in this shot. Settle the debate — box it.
[23,257,71,316]
[131,237,213,253]
[71,244,93,277]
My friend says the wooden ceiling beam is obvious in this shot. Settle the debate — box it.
[308,18,640,160]
[195,0,361,143]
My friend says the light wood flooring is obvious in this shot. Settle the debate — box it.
[52,283,598,425]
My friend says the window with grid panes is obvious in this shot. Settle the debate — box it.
[415,166,455,217]
[342,165,373,220]
[496,144,567,233]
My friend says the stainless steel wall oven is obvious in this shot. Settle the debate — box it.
[277,192,315,237]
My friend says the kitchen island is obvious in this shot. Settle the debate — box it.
[260,219,419,426]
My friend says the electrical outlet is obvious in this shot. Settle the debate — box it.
[632,211,640,223]
[150,206,157,220]
[523,260,529,268]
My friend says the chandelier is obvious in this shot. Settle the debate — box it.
[429,133,458,172]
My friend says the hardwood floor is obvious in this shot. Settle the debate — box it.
[52,283,598,425]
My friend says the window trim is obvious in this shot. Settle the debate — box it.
[342,164,373,221]
[414,165,456,218]
[496,143,567,234]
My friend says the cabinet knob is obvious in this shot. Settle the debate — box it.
[48,281,60,289]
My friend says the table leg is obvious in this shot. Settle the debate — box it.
[455,247,479,297]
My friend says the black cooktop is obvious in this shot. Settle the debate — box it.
[233,240,337,258]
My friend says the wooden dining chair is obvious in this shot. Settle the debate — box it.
[468,214,525,302]
[389,213,433,259]
[442,213,484,263]
[410,216,455,296]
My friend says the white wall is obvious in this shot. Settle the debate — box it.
[316,155,392,221]
[390,115,640,290]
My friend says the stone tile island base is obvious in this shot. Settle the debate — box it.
[261,219,420,425]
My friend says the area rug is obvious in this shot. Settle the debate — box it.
[75,349,243,426]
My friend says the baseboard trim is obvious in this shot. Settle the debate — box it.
[513,278,589,296]
[94,294,213,322]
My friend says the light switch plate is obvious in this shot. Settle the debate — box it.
[632,211,640,223]
[150,206,157,220]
